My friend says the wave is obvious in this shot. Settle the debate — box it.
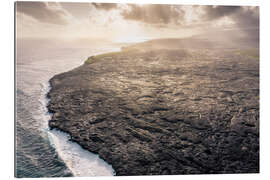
[16,43,122,177]
[40,63,116,177]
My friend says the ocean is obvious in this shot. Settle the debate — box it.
[15,38,122,177]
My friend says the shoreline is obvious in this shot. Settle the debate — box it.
[44,48,124,177]
[44,48,123,176]
[47,38,259,175]
[45,74,116,177]
[45,81,115,177]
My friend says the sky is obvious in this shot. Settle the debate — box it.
[15,1,259,43]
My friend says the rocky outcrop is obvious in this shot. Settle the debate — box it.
[47,41,259,175]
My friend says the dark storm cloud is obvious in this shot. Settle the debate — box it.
[120,4,259,31]
[16,2,68,25]
[121,4,185,25]
[92,3,117,10]
[203,5,259,29]
[232,7,259,39]
[203,6,241,20]
[203,6,259,38]
[232,7,259,29]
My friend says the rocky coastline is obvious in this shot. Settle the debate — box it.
[47,39,259,175]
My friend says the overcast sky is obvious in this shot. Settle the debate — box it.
[15,2,259,42]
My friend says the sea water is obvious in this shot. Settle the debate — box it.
[15,38,121,177]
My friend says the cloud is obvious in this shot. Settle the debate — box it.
[15,2,259,41]
[121,4,185,25]
[202,5,259,38]
[232,7,259,28]
[60,2,92,19]
[202,6,259,29]
[16,2,69,25]
[203,6,241,20]
[232,7,259,38]
[92,3,117,10]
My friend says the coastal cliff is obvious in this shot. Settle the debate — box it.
[47,39,259,175]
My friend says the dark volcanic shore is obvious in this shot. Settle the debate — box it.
[47,39,259,175]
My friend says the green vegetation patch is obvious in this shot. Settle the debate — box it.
[235,49,259,60]
[84,48,139,64]
[85,51,121,64]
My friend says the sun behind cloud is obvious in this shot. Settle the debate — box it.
[16,2,259,43]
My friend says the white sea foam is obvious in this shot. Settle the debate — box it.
[40,78,115,177]
[47,129,115,176]
[36,46,122,176]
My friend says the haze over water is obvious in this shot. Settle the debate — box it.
[16,38,122,177]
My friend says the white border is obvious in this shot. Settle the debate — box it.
[1,0,269,180]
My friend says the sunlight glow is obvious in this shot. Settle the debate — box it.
[113,36,151,43]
